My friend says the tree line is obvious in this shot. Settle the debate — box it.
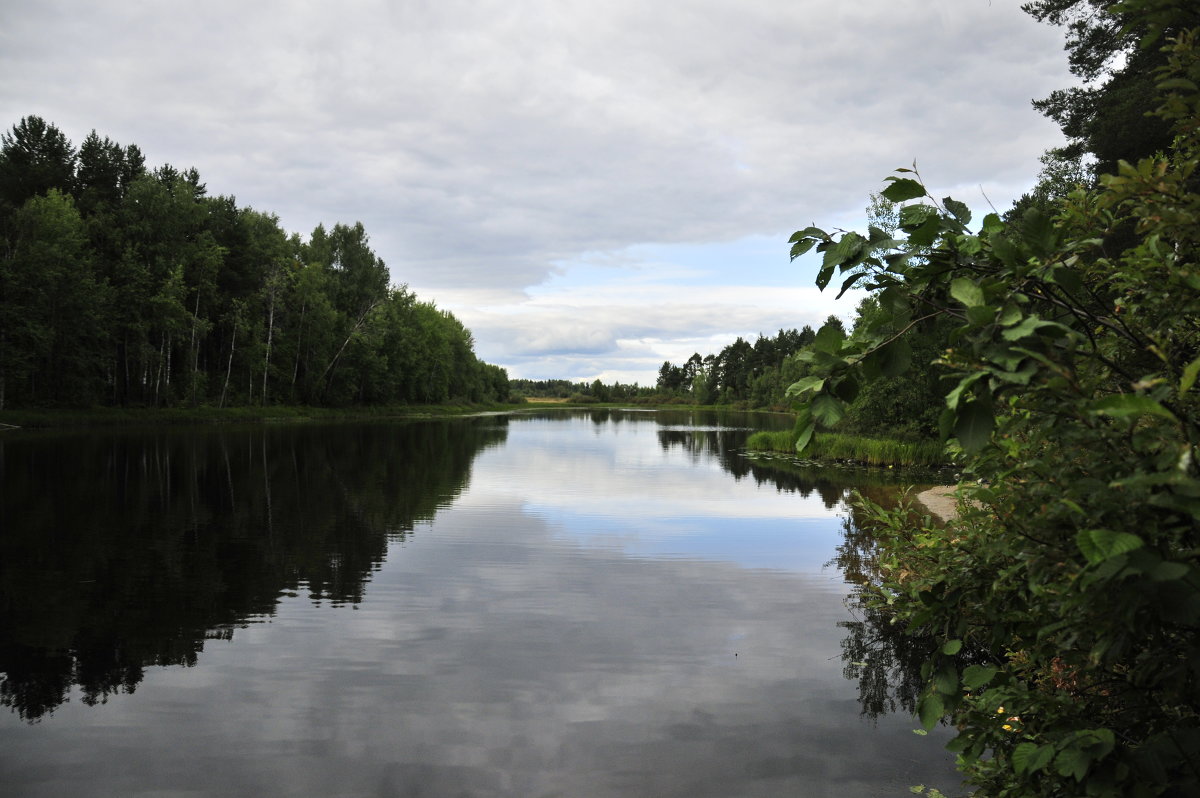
[652,309,950,440]
[655,326,817,407]
[0,118,509,410]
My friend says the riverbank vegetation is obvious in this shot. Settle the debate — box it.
[0,122,510,411]
[0,401,538,430]
[790,1,1200,794]
[746,429,946,468]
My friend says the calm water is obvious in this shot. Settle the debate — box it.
[0,409,958,797]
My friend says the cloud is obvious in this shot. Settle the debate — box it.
[442,269,867,381]
[0,0,1074,382]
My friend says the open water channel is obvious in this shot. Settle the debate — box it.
[0,409,960,797]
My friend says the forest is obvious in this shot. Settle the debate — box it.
[0,122,510,410]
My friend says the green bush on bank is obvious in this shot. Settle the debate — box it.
[785,11,1200,794]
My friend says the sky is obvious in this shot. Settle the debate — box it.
[0,0,1075,385]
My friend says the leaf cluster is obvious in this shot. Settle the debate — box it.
[793,17,1200,797]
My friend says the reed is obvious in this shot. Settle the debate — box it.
[746,429,946,467]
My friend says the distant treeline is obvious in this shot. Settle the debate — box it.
[655,326,821,407]
[510,378,653,402]
[511,327,836,408]
[0,116,509,410]
[654,304,949,441]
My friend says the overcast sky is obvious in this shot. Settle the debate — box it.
[0,1,1074,384]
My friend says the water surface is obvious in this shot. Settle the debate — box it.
[0,409,958,796]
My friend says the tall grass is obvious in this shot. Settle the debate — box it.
[746,429,946,467]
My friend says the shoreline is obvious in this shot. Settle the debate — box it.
[916,485,960,522]
[0,401,783,430]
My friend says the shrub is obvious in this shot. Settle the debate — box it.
[787,14,1200,795]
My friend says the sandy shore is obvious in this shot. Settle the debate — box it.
[916,485,962,522]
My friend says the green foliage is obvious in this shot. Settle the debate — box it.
[655,327,816,406]
[1022,0,1180,182]
[746,429,946,468]
[0,117,509,410]
[790,12,1200,795]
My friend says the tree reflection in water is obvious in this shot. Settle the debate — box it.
[0,419,506,721]
[3,408,943,730]
[832,494,937,721]
[642,408,945,723]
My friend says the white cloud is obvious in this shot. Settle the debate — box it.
[0,0,1073,383]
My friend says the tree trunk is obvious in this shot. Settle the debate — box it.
[318,301,379,401]
[291,298,306,392]
[122,335,129,405]
[153,333,165,406]
[219,327,236,408]
[262,285,275,406]
[190,293,201,405]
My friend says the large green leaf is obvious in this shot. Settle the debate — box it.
[907,214,943,248]
[955,401,994,453]
[878,286,912,324]
[943,196,972,225]
[823,232,865,270]
[966,305,994,326]
[945,372,986,411]
[879,337,912,377]
[933,662,958,695]
[794,407,815,454]
[837,271,868,299]
[813,321,845,354]
[990,234,1023,268]
[1182,354,1200,394]
[1090,394,1177,421]
[811,393,846,427]
[881,177,927,202]
[950,277,985,308]
[1000,315,1067,341]
[1076,528,1144,564]
[785,376,824,397]
[790,238,817,260]
[1013,743,1055,775]
[899,203,935,228]
[1054,748,1091,782]
[961,664,997,690]
[917,693,944,732]
[816,265,835,290]
[788,226,827,243]
[1019,207,1058,256]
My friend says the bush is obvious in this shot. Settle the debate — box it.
[788,16,1200,795]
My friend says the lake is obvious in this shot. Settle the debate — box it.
[0,409,959,797]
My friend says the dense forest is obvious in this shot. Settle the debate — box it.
[0,120,510,410]
[0,420,507,720]
[791,1,1200,795]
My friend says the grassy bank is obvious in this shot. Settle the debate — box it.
[746,429,947,467]
[0,402,532,429]
[0,400,796,429]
